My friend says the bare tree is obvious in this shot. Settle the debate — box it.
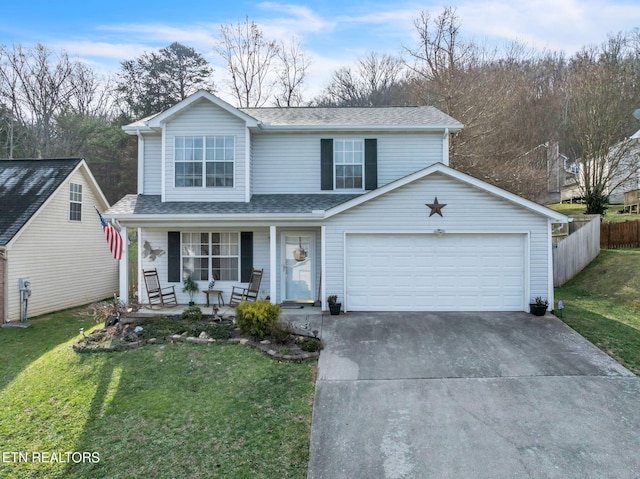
[317,52,406,106]
[217,16,279,107]
[274,39,310,107]
[0,43,79,157]
[564,34,640,214]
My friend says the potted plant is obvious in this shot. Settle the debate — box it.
[183,276,199,306]
[327,295,341,315]
[529,296,549,316]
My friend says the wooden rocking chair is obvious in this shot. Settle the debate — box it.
[229,269,263,306]
[143,268,178,308]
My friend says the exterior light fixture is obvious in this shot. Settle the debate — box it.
[293,236,307,261]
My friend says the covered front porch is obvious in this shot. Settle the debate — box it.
[116,224,327,310]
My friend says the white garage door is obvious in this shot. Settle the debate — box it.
[346,234,525,311]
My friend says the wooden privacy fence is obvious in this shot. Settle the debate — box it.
[601,221,640,249]
[553,215,600,287]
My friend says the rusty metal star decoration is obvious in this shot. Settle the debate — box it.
[426,197,447,217]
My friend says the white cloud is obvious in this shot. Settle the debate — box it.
[18,0,640,105]
[96,23,219,50]
[456,0,640,53]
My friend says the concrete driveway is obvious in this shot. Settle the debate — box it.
[305,312,640,479]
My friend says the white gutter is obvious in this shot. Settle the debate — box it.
[107,212,325,223]
[251,124,464,133]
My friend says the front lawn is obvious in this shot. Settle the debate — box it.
[0,309,315,479]
[555,249,640,375]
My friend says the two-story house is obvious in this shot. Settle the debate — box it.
[107,90,568,312]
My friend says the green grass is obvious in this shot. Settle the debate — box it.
[0,309,315,478]
[548,202,640,223]
[555,249,640,375]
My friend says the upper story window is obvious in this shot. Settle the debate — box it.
[334,139,364,189]
[69,183,82,221]
[175,136,235,188]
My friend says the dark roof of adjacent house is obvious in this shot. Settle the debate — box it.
[0,158,82,245]
[107,193,363,216]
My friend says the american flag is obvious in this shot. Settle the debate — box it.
[95,207,123,260]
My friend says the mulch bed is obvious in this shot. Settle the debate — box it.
[73,315,322,362]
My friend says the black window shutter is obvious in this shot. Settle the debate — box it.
[365,138,378,190]
[321,139,334,190]
[167,231,181,283]
[240,232,254,282]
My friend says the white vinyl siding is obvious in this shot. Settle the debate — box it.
[143,134,162,195]
[164,101,246,202]
[251,132,443,194]
[324,173,550,311]
[5,168,118,321]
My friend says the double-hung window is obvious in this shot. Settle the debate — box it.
[205,136,234,187]
[181,232,239,281]
[335,139,364,189]
[69,183,82,221]
[175,136,234,187]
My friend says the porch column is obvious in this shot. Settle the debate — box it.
[118,225,128,302]
[270,225,277,304]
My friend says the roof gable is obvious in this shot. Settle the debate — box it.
[0,159,108,246]
[124,90,260,133]
[324,162,570,222]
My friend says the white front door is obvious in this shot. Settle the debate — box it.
[282,233,315,302]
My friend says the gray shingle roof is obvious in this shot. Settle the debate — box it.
[124,93,463,131]
[107,193,363,216]
[240,105,462,128]
[0,159,82,245]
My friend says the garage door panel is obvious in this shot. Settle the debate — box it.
[346,234,525,312]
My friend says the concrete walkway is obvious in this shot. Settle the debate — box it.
[306,312,640,479]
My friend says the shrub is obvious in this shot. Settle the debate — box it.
[300,338,323,352]
[180,305,202,321]
[271,321,294,344]
[235,300,281,339]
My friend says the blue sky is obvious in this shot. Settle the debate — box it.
[1,0,639,100]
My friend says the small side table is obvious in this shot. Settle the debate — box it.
[203,290,225,307]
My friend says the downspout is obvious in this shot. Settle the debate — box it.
[442,128,450,166]
[547,218,555,311]
[0,246,6,324]
[161,123,166,201]
[137,130,145,194]
[245,127,251,202]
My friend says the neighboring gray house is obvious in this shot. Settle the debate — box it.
[107,90,568,312]
[561,129,640,205]
[0,159,119,323]
[606,129,640,205]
